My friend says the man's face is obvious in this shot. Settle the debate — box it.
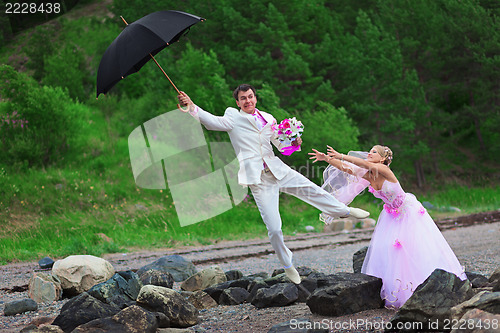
[236,89,257,114]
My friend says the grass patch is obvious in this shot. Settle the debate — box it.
[2,162,498,265]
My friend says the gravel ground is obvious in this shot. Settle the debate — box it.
[1,222,499,333]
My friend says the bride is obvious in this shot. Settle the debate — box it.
[309,145,467,309]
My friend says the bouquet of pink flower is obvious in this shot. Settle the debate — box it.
[273,117,304,155]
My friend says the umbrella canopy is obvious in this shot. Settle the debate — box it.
[96,10,204,98]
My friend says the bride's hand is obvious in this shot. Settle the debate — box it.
[308,149,329,163]
[327,145,341,159]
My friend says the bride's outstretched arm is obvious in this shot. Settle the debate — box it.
[326,146,371,169]
[308,149,355,175]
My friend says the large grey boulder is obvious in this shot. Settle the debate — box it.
[251,283,298,308]
[136,285,199,328]
[389,269,474,332]
[52,292,121,332]
[136,255,197,282]
[306,272,383,316]
[52,255,115,295]
[71,305,158,333]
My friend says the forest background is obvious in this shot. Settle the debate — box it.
[0,0,498,264]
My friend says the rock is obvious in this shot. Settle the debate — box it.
[466,271,490,288]
[25,316,55,328]
[422,201,435,210]
[450,291,500,320]
[3,298,38,316]
[268,318,329,332]
[157,329,192,333]
[252,283,298,308]
[180,265,227,292]
[361,218,376,229]
[246,278,269,303]
[71,305,158,333]
[306,272,383,316]
[139,269,175,288]
[248,272,270,279]
[489,267,500,283]
[52,292,121,332]
[352,246,368,274]
[187,290,218,310]
[219,287,250,305]
[38,257,55,270]
[305,225,315,232]
[272,266,315,278]
[489,267,500,292]
[203,281,232,303]
[137,255,197,282]
[21,325,64,332]
[136,285,199,328]
[300,272,328,294]
[451,308,500,333]
[52,255,115,296]
[28,272,62,303]
[87,270,142,306]
[389,269,474,332]
[225,270,243,281]
[227,276,253,290]
[323,218,345,232]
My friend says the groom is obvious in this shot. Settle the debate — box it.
[178,84,369,284]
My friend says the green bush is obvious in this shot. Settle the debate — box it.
[0,65,81,167]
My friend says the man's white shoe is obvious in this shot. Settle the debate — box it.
[284,266,301,284]
[348,207,370,219]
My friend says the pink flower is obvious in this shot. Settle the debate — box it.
[384,204,400,217]
[285,129,292,135]
[419,206,426,215]
[368,186,375,193]
[393,239,402,248]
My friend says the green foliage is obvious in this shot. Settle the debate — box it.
[25,23,60,81]
[0,0,499,264]
[0,65,81,167]
[42,43,89,101]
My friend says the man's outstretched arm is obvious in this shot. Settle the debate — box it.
[178,91,234,131]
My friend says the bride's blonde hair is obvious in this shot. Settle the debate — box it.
[374,145,393,165]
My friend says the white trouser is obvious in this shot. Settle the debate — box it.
[249,168,349,268]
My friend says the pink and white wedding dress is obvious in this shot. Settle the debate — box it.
[320,154,467,309]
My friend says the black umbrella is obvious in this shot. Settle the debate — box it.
[96,10,204,99]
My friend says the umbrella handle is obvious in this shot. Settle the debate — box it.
[177,103,190,113]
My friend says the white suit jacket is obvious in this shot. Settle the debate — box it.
[190,106,291,185]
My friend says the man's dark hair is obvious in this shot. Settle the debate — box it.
[233,84,256,100]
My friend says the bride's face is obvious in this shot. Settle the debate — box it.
[367,146,384,164]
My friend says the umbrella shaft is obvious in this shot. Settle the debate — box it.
[149,53,181,94]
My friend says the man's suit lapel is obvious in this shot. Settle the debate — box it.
[239,109,259,130]
[259,111,275,129]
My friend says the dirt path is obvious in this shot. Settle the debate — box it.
[1,214,499,332]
